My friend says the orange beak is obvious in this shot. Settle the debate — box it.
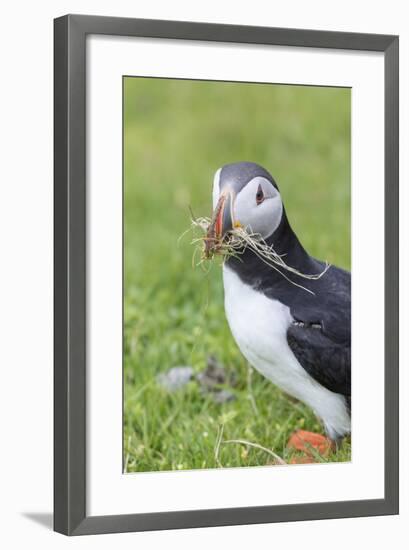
[205,190,234,258]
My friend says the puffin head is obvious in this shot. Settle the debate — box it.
[206,161,283,255]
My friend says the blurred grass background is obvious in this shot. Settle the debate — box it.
[124,77,351,472]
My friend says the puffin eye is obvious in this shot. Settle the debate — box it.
[256,184,265,205]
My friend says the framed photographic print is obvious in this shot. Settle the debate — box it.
[54,14,399,535]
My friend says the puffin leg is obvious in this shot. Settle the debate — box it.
[287,429,339,463]
[329,435,344,452]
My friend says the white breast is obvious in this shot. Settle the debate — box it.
[222,265,350,440]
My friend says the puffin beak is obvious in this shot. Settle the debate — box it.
[205,189,235,257]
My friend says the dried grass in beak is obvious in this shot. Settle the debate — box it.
[189,216,330,295]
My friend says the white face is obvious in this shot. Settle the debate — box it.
[212,170,283,240]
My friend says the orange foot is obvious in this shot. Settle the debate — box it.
[287,430,332,464]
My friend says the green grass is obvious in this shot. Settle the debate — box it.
[123,77,351,472]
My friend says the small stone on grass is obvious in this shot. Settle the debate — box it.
[156,366,194,391]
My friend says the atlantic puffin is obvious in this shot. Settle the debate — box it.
[206,161,351,447]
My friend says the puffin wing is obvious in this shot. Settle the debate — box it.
[281,261,351,397]
[287,323,351,398]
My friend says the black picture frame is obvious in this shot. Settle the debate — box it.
[54,14,399,536]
